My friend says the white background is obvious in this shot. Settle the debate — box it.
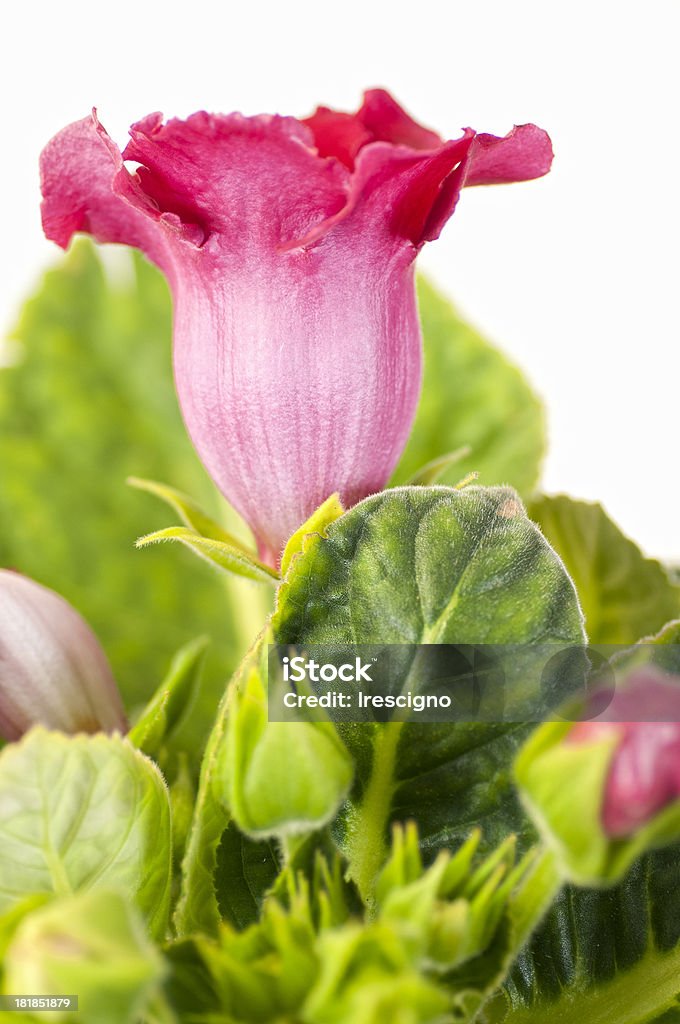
[1,0,678,559]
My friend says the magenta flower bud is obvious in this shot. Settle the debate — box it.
[39,89,552,565]
[569,666,680,838]
[0,570,127,740]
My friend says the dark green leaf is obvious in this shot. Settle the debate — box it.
[490,847,680,1024]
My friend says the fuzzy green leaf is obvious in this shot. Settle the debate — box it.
[273,485,585,901]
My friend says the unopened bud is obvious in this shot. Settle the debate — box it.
[0,570,127,740]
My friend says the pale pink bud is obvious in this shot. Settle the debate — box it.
[0,570,127,740]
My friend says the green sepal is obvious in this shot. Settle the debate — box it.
[136,525,280,584]
[280,492,345,578]
[407,446,472,485]
[128,475,248,548]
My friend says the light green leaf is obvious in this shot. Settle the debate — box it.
[0,729,171,938]
[0,240,253,717]
[136,526,279,585]
[391,278,545,498]
[529,494,680,643]
[128,636,208,757]
[128,475,249,549]
[273,485,585,902]
[280,493,344,578]
[3,890,167,1024]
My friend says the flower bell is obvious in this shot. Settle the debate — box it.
[40,89,552,565]
[0,570,127,739]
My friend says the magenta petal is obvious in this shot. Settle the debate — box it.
[171,235,422,562]
[604,721,680,837]
[123,111,350,250]
[464,124,554,186]
[303,107,373,169]
[357,89,442,150]
[40,112,177,272]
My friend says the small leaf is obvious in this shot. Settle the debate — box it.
[128,475,250,550]
[392,278,545,498]
[407,446,472,485]
[280,493,345,578]
[4,890,167,1024]
[0,728,172,937]
[128,636,208,757]
[529,494,680,643]
[136,526,279,585]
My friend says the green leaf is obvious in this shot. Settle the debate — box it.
[490,846,680,1024]
[0,729,171,938]
[391,278,545,498]
[136,526,279,585]
[213,823,281,929]
[128,636,208,757]
[529,494,680,643]
[273,485,585,902]
[3,890,168,1024]
[128,475,249,549]
[0,241,257,719]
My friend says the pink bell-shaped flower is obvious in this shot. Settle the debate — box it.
[0,570,127,740]
[40,89,552,565]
